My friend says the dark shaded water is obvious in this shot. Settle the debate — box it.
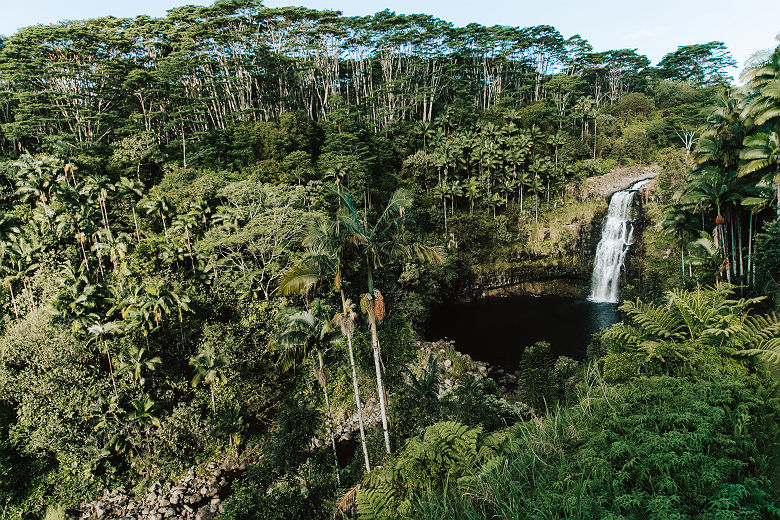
[425,295,619,371]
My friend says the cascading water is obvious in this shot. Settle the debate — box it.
[588,179,650,303]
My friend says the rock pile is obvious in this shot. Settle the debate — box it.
[78,461,246,520]
[330,398,382,442]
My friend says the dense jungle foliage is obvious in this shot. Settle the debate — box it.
[0,1,778,518]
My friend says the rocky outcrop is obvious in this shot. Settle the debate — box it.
[77,460,249,520]
[580,165,658,199]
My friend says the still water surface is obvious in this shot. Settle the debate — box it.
[425,295,619,370]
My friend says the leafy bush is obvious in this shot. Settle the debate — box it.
[219,406,335,520]
[517,341,556,410]
[407,376,780,520]
[356,421,514,519]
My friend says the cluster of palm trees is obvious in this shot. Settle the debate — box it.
[409,117,576,227]
[662,37,780,284]
[278,187,442,479]
[0,153,245,457]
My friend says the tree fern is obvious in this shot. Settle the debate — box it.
[735,313,780,367]
[356,421,492,520]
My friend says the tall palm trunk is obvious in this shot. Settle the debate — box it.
[748,213,754,285]
[775,180,780,220]
[318,351,341,486]
[340,291,371,472]
[366,269,391,454]
[8,283,18,320]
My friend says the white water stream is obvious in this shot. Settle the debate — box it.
[588,179,650,303]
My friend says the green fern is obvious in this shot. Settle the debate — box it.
[356,421,495,520]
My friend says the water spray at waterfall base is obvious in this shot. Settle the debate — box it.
[588,179,650,303]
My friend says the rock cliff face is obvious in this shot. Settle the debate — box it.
[468,168,656,300]
[467,219,601,300]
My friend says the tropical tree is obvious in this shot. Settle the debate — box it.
[117,344,162,387]
[337,188,443,454]
[271,304,343,484]
[279,218,372,472]
[190,347,228,414]
[740,131,780,220]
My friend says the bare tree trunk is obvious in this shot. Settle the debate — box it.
[318,352,341,486]
[366,296,391,454]
[748,213,754,285]
[8,284,18,320]
[346,330,370,471]
[132,207,141,244]
[340,292,370,472]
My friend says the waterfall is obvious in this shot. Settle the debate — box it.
[588,179,650,303]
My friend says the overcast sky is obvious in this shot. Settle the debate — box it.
[1,0,778,78]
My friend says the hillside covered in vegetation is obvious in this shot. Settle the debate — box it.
[0,2,778,519]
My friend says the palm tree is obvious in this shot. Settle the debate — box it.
[127,396,161,455]
[116,177,145,243]
[660,203,699,277]
[117,344,162,387]
[87,320,124,397]
[140,191,172,236]
[740,36,780,130]
[272,304,343,485]
[464,176,480,213]
[337,188,443,454]
[1,233,41,319]
[279,219,372,472]
[190,347,228,414]
[740,131,780,219]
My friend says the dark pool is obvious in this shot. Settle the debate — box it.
[425,295,619,370]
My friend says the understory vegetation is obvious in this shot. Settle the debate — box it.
[0,2,778,519]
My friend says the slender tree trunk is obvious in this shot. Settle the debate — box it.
[535,193,539,224]
[365,270,391,454]
[79,239,90,272]
[730,215,737,282]
[318,351,341,486]
[104,340,118,398]
[210,385,215,414]
[132,207,141,244]
[341,291,370,472]
[776,180,780,220]
[737,210,744,283]
[748,213,754,285]
[8,284,18,320]
[346,329,370,471]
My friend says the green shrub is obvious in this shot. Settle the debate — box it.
[517,341,556,410]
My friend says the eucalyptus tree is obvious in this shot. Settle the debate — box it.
[657,42,736,87]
